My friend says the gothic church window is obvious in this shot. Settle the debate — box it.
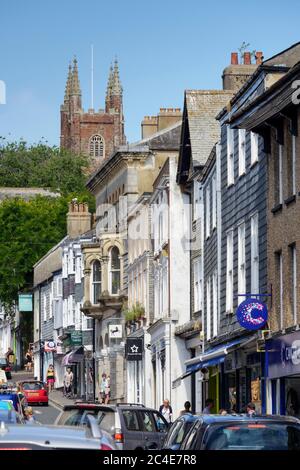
[89,135,105,158]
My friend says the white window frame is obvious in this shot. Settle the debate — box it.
[212,271,218,337]
[91,260,101,305]
[206,277,211,341]
[205,185,211,239]
[226,230,234,314]
[279,252,283,329]
[292,245,297,324]
[238,222,246,304]
[212,174,217,230]
[227,126,234,186]
[250,132,259,165]
[193,181,200,221]
[238,129,246,176]
[292,135,296,195]
[193,257,203,313]
[279,144,283,204]
[251,213,259,295]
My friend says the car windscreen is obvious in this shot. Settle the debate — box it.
[204,423,300,450]
[22,382,43,391]
[0,410,18,423]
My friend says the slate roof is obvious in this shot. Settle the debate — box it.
[185,90,233,166]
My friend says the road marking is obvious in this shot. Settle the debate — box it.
[34,410,42,415]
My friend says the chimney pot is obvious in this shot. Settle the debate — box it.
[255,51,263,65]
[231,52,238,65]
[244,52,251,65]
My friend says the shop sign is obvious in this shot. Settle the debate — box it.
[236,298,268,331]
[70,331,82,346]
[109,324,123,339]
[18,294,33,312]
[126,338,143,361]
[267,331,300,379]
[44,340,56,352]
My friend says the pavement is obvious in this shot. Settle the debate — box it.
[48,389,76,410]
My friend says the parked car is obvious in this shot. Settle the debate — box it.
[0,415,115,450]
[55,402,169,450]
[163,413,200,450]
[0,357,11,380]
[180,414,300,451]
[17,380,48,406]
[0,386,27,419]
[0,408,25,424]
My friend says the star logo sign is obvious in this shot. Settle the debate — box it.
[130,345,139,353]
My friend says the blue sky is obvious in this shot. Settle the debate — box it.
[1,0,300,146]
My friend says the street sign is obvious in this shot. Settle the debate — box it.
[44,340,56,352]
[125,337,143,361]
[18,294,33,312]
[71,330,83,346]
[236,298,268,331]
[109,324,123,339]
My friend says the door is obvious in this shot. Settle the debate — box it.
[121,409,143,450]
[139,410,160,450]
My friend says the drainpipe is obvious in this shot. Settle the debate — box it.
[92,318,96,401]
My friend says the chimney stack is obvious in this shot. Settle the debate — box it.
[67,200,92,239]
[255,51,264,65]
[243,52,251,65]
[231,52,238,65]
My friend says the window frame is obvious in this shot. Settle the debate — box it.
[238,222,246,304]
[250,131,259,165]
[250,213,259,295]
[238,128,246,176]
[226,230,234,314]
[227,126,234,186]
[91,260,102,305]
[89,134,105,159]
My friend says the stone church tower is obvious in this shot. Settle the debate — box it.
[60,58,126,164]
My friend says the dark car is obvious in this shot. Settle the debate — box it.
[163,413,200,450]
[0,357,11,380]
[180,414,300,451]
[55,402,169,450]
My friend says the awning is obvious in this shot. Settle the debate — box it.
[182,336,255,379]
[62,346,84,366]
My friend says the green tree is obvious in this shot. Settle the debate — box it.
[0,196,68,305]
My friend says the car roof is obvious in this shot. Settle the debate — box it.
[0,424,100,447]
[63,403,157,412]
[196,414,300,424]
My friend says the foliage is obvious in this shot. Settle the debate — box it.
[0,138,89,195]
[0,196,68,305]
[124,303,145,323]
[0,139,96,306]
[238,41,256,61]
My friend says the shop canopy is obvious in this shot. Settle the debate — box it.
[62,346,84,366]
[181,336,255,380]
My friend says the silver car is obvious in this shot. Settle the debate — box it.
[0,415,115,450]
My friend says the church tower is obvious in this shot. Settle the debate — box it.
[60,57,126,167]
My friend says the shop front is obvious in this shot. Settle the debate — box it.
[266,330,300,418]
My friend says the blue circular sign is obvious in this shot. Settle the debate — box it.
[236,298,268,330]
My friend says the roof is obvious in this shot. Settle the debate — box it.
[86,121,181,191]
[0,187,60,201]
[185,90,233,166]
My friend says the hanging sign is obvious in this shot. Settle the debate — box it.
[125,338,143,361]
[236,298,268,331]
[44,340,56,352]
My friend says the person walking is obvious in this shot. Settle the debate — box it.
[5,347,14,367]
[99,373,110,404]
[46,364,55,393]
[64,367,74,397]
[180,401,192,416]
[159,399,173,424]
[246,402,256,417]
[24,349,32,372]
[24,406,36,424]
[202,398,214,414]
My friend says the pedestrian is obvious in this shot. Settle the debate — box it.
[64,367,74,397]
[159,399,173,424]
[99,373,110,404]
[24,406,36,424]
[202,398,214,414]
[180,400,192,416]
[24,349,32,372]
[219,409,228,415]
[46,364,55,393]
[246,402,256,417]
[5,347,14,367]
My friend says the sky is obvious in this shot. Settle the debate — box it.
[1,0,300,146]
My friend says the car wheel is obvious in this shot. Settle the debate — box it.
[43,402,48,406]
